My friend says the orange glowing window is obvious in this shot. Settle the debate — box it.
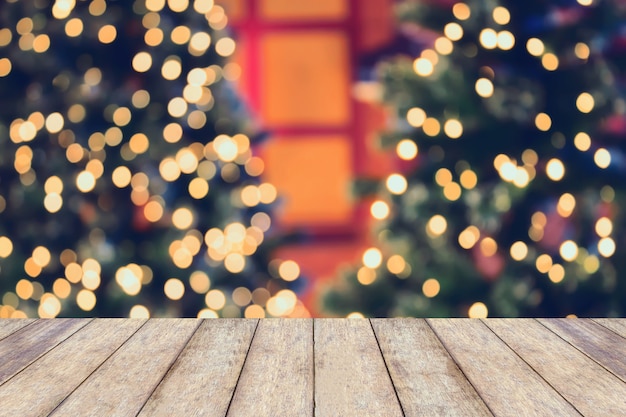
[262,136,353,225]
[260,31,351,126]
[260,0,348,20]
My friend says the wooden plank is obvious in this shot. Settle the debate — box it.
[226,319,313,417]
[0,319,36,340]
[49,319,200,416]
[138,319,258,417]
[428,319,580,416]
[485,319,626,415]
[0,318,89,385]
[0,319,145,416]
[539,319,626,383]
[314,319,403,417]
[371,318,492,416]
[593,318,626,338]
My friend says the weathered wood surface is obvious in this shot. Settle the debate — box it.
[0,318,624,416]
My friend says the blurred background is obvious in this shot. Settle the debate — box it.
[1,0,626,318]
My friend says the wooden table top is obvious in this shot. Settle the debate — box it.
[0,318,625,416]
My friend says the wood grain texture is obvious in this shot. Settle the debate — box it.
[0,319,145,417]
[49,319,200,417]
[371,318,492,416]
[0,319,36,340]
[227,319,313,417]
[138,319,258,417]
[0,318,89,385]
[485,318,626,415]
[539,318,626,383]
[593,318,626,338]
[314,319,403,417]
[429,319,580,416]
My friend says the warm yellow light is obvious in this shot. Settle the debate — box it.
[144,200,164,222]
[577,0,593,5]
[427,215,447,237]
[65,18,83,37]
[168,97,188,118]
[422,117,441,136]
[189,177,209,199]
[444,119,463,139]
[468,302,488,318]
[172,207,194,230]
[444,23,463,41]
[205,289,226,310]
[422,278,440,298]
[526,38,545,56]
[536,254,553,273]
[475,78,494,98]
[443,182,462,201]
[215,37,236,57]
[452,3,471,20]
[164,278,185,300]
[434,37,453,55]
[370,200,390,220]
[575,42,590,59]
[574,132,591,151]
[458,226,480,249]
[171,26,191,44]
[244,305,265,318]
[76,171,96,192]
[557,193,576,217]
[357,267,377,285]
[576,92,594,113]
[480,237,498,257]
[598,237,616,257]
[397,139,418,160]
[189,32,211,52]
[146,0,166,12]
[510,241,528,261]
[559,240,578,262]
[190,271,211,294]
[194,0,214,13]
[535,112,551,131]
[162,57,182,80]
[595,217,613,238]
[542,53,559,71]
[460,170,477,189]
[386,174,408,195]
[479,28,497,49]
[168,0,190,12]
[362,248,383,269]
[493,6,510,25]
[584,255,600,274]
[130,305,150,318]
[279,260,300,281]
[386,255,406,275]
[594,148,611,169]
[76,289,96,311]
[98,25,117,44]
[413,58,434,76]
[132,51,152,72]
[497,31,515,50]
[435,168,453,187]
[546,159,565,181]
[548,264,565,283]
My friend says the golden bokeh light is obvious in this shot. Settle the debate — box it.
[279,260,300,281]
[468,302,488,318]
[598,237,616,257]
[370,200,390,220]
[574,132,591,151]
[357,267,377,285]
[205,289,226,310]
[479,28,497,49]
[510,241,528,261]
[444,22,463,41]
[595,217,613,238]
[546,158,565,181]
[407,107,426,127]
[76,289,96,311]
[362,248,383,269]
[386,174,408,195]
[493,6,511,25]
[444,119,463,139]
[452,3,471,20]
[427,215,447,237]
[576,92,594,113]
[594,148,611,169]
[475,78,494,98]
[458,226,480,249]
[422,278,441,298]
[559,240,578,262]
[164,278,185,300]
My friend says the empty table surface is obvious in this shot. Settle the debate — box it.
[0,318,625,416]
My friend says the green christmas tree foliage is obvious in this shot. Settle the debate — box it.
[323,0,626,318]
[0,0,303,318]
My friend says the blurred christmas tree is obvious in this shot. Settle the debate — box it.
[0,0,304,318]
[323,0,626,318]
